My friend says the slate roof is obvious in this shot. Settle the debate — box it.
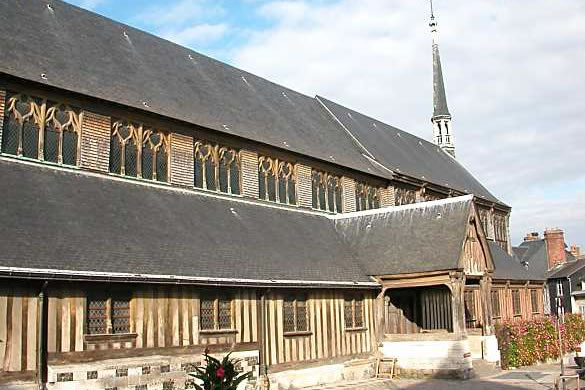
[0,159,372,286]
[513,240,578,280]
[0,0,504,206]
[432,43,450,117]
[0,159,480,285]
[490,242,543,281]
[332,196,473,276]
[547,260,585,279]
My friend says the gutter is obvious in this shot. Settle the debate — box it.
[0,267,380,289]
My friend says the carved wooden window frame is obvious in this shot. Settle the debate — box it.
[199,296,233,331]
[110,119,170,182]
[355,182,381,211]
[194,140,241,195]
[86,294,131,335]
[283,295,308,334]
[258,156,297,205]
[530,289,539,314]
[491,289,501,319]
[2,92,82,166]
[394,186,417,206]
[344,295,365,329]
[311,170,343,213]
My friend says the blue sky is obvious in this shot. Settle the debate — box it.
[65,0,585,248]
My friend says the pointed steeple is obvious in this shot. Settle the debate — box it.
[429,2,455,158]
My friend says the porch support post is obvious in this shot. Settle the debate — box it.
[374,287,387,347]
[450,272,466,337]
[480,275,493,335]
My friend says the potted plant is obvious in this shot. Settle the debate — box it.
[189,350,252,390]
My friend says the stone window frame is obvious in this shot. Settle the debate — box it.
[86,293,131,336]
[344,295,365,330]
[2,91,82,166]
[283,295,309,334]
[199,296,234,332]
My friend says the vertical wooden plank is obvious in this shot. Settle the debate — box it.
[26,296,38,370]
[172,290,180,347]
[269,297,277,365]
[193,293,200,345]
[276,297,285,363]
[136,292,144,348]
[309,296,317,360]
[315,296,323,359]
[146,289,155,348]
[9,295,22,371]
[182,291,190,346]
[0,293,7,366]
[158,289,166,348]
[61,297,70,353]
[297,334,304,361]
[235,291,242,343]
[47,297,57,353]
[329,295,336,358]
[321,295,329,358]
[364,296,371,352]
[339,296,347,356]
[243,291,251,343]
[75,297,84,352]
[250,292,258,343]
[335,294,342,356]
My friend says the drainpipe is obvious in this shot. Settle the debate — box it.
[38,281,48,390]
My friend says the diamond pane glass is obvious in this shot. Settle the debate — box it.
[2,116,19,155]
[512,290,521,315]
[205,159,216,190]
[218,299,231,329]
[311,173,319,209]
[194,158,203,188]
[354,300,364,327]
[335,186,343,213]
[125,142,137,177]
[87,299,107,334]
[296,300,307,332]
[43,127,59,163]
[62,131,77,166]
[142,148,153,180]
[112,298,130,334]
[219,162,228,193]
[491,290,500,318]
[278,179,287,204]
[22,121,39,159]
[267,175,276,202]
[344,300,354,328]
[283,300,295,333]
[110,138,121,174]
[288,179,296,205]
[156,149,167,182]
[200,299,215,330]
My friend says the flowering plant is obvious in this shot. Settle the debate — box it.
[189,350,251,390]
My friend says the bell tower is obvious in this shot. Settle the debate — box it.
[429,2,455,158]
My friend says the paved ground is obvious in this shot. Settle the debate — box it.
[303,361,584,390]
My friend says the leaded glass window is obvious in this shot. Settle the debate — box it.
[110,120,169,181]
[86,295,131,335]
[394,186,417,206]
[311,170,343,213]
[512,290,521,316]
[258,156,296,205]
[494,213,508,250]
[2,93,81,166]
[283,296,308,333]
[200,297,233,330]
[344,296,364,329]
[355,182,381,211]
[530,289,539,314]
[194,141,240,195]
[491,289,501,318]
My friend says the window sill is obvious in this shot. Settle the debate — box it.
[84,333,137,343]
[345,327,367,332]
[199,329,238,335]
[283,331,313,337]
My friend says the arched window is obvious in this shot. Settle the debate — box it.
[2,93,81,165]
[110,120,169,181]
[311,170,342,213]
[355,182,381,211]
[258,156,296,205]
[194,141,240,195]
[394,186,417,206]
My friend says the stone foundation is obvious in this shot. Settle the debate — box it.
[46,350,259,390]
[381,338,473,379]
[268,358,374,389]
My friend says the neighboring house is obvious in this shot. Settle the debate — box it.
[548,261,585,316]
[0,1,544,389]
[514,230,579,316]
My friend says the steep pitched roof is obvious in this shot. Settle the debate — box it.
[547,259,585,279]
[0,0,505,206]
[514,240,578,280]
[0,159,372,286]
[332,196,473,276]
[491,242,543,281]
[432,43,450,117]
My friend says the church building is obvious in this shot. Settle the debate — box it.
[0,1,544,389]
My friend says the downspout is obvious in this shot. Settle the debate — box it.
[38,281,48,390]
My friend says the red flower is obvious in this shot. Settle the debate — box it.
[216,366,225,379]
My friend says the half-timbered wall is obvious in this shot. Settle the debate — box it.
[0,284,39,373]
[491,283,544,324]
[263,290,376,367]
[46,286,259,355]
[462,221,489,276]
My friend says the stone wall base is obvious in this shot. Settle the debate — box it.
[268,358,374,389]
[381,338,473,379]
[46,350,259,390]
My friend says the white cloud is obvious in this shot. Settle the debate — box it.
[231,0,585,246]
[161,23,229,47]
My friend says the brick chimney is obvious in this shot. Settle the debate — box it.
[571,244,582,259]
[524,232,540,241]
[544,228,567,269]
